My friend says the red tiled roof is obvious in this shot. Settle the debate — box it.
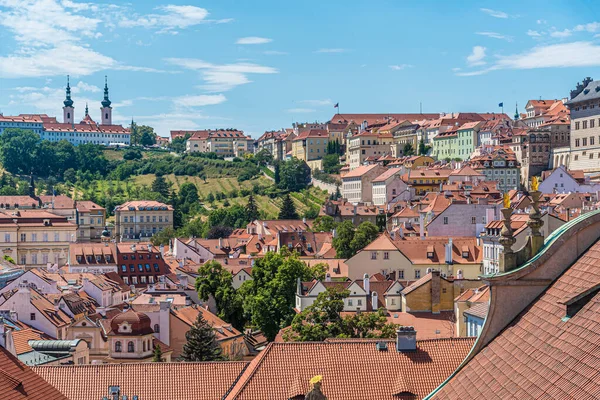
[0,346,67,400]
[33,362,248,400]
[225,338,475,400]
[433,238,600,399]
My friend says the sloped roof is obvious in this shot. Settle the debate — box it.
[225,338,475,400]
[0,346,67,400]
[433,237,600,399]
[33,362,248,400]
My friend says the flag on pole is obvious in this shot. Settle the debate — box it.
[498,102,503,107]
[334,103,339,108]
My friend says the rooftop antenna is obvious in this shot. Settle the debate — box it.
[420,102,422,114]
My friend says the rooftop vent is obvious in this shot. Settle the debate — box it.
[396,326,417,352]
[376,341,388,351]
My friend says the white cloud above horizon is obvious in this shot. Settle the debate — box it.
[480,8,508,18]
[165,58,278,92]
[299,99,333,106]
[467,46,486,66]
[173,94,227,107]
[389,64,413,70]
[476,31,513,42]
[236,36,272,45]
[457,41,600,76]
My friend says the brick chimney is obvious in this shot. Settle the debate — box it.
[431,270,441,314]
[396,326,417,352]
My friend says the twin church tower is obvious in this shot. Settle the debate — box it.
[63,75,112,126]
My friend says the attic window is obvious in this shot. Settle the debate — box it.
[560,283,600,320]
[426,245,434,259]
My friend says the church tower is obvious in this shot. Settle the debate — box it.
[63,75,74,125]
[101,75,112,125]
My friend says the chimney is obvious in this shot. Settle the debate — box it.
[363,273,370,294]
[131,244,136,253]
[159,244,165,256]
[296,277,302,295]
[445,238,453,264]
[419,213,425,240]
[147,244,152,252]
[396,326,417,352]
[431,270,441,314]
[218,238,223,249]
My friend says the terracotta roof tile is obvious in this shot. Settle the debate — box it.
[33,362,248,400]
[433,238,600,399]
[0,346,67,400]
[225,338,475,399]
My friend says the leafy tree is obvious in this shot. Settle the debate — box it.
[240,250,315,341]
[278,158,311,192]
[322,154,341,174]
[254,149,273,166]
[303,205,320,219]
[76,144,108,175]
[206,225,233,239]
[180,312,224,362]
[279,194,299,220]
[274,162,281,185]
[350,221,380,256]
[332,220,356,259]
[206,192,215,203]
[123,149,143,160]
[313,216,336,232]
[245,194,260,222]
[285,287,398,342]
[196,260,245,330]
[418,138,431,155]
[178,182,199,214]
[403,143,415,156]
[170,133,191,153]
[151,175,170,198]
[139,125,157,146]
[153,345,164,362]
[150,227,176,246]
[63,168,76,183]
[0,129,40,175]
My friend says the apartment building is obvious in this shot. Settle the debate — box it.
[114,201,174,242]
[346,131,394,170]
[0,114,44,135]
[291,129,328,163]
[255,129,295,160]
[468,148,521,192]
[0,210,77,267]
[341,164,386,204]
[565,77,600,172]
[184,129,254,157]
[371,168,412,206]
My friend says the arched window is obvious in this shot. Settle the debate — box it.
[67,112,71,119]
[154,324,160,333]
[115,341,122,352]
[127,341,134,353]
[143,341,146,352]
[105,113,109,119]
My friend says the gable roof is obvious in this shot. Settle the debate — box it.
[225,338,475,400]
[432,236,600,399]
[0,346,67,400]
[33,362,248,400]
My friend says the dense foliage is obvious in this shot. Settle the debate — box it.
[332,221,380,259]
[180,312,224,362]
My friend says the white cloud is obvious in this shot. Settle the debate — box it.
[452,67,462,72]
[299,99,332,106]
[476,31,513,42]
[574,22,600,33]
[315,48,348,53]
[467,46,486,66]
[527,30,543,37]
[75,81,100,93]
[457,41,600,76]
[389,64,413,70]
[550,29,572,38]
[263,50,288,55]
[236,36,272,45]
[118,5,227,33]
[537,19,547,25]
[173,94,227,107]
[287,108,315,113]
[165,58,278,92]
[480,8,508,19]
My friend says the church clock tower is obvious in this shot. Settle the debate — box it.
[101,75,112,125]
[63,75,74,124]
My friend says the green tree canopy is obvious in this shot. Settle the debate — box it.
[312,215,337,232]
[278,194,299,220]
[240,250,315,341]
[285,286,398,341]
[139,125,157,146]
[151,174,170,198]
[332,221,380,259]
[180,311,224,362]
[278,158,311,192]
[152,344,164,362]
[195,260,245,330]
[245,194,260,222]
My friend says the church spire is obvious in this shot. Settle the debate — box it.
[63,75,73,107]
[514,102,519,121]
[85,103,89,116]
[101,75,111,108]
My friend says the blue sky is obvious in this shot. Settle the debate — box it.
[1,0,599,137]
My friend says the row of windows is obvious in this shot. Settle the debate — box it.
[11,232,65,242]
[122,275,155,285]
[114,339,152,353]
[79,217,103,225]
[20,253,59,265]
[443,216,480,225]
[122,254,161,260]
[121,263,161,273]
[123,226,163,234]
[574,136,600,147]
[370,251,390,260]
[574,119,598,130]
[123,215,168,223]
